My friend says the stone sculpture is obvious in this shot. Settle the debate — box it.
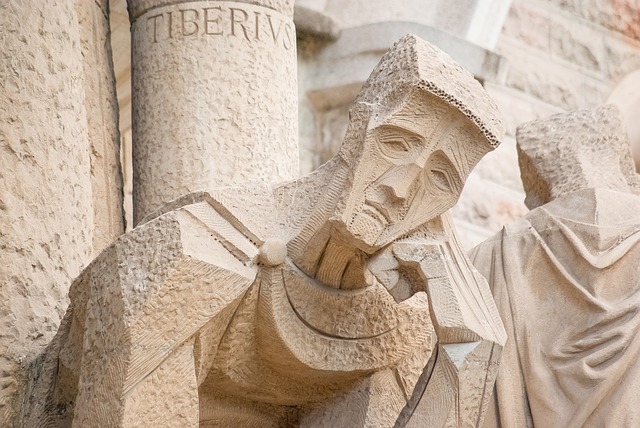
[472,105,640,427]
[27,35,506,427]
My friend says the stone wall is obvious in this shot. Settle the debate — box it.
[453,0,640,247]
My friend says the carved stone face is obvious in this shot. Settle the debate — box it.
[341,91,485,251]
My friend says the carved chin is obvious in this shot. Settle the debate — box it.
[348,211,385,247]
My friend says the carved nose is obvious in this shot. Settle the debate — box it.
[379,164,421,202]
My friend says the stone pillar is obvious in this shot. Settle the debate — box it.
[129,0,299,224]
[0,1,94,424]
[76,0,126,251]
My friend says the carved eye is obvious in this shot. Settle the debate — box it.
[426,150,461,193]
[429,169,452,191]
[378,137,411,159]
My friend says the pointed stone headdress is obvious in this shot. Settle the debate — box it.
[517,104,640,209]
[340,34,505,163]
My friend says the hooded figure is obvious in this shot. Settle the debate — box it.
[472,105,640,428]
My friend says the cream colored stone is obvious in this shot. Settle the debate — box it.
[451,172,528,247]
[498,37,611,110]
[608,69,640,171]
[483,82,564,137]
[298,21,509,177]
[29,35,506,427]
[4,1,640,426]
[502,1,606,75]
[129,0,299,223]
[321,0,511,50]
[603,35,640,83]
[107,0,640,248]
[472,105,640,427]
[76,0,125,252]
[517,105,639,209]
[294,4,340,40]
[547,0,640,42]
[0,1,99,425]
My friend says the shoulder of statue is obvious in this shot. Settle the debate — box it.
[140,187,278,241]
[128,187,283,275]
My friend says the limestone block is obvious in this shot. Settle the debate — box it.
[110,0,132,145]
[501,0,551,52]
[305,22,509,102]
[498,37,611,109]
[451,173,528,241]
[75,0,125,251]
[308,103,351,172]
[545,0,640,41]
[295,0,327,11]
[603,35,640,82]
[517,104,640,208]
[484,83,564,136]
[321,0,511,50]
[470,136,524,192]
[323,0,443,30]
[548,15,605,75]
[502,1,607,75]
[473,105,640,427]
[0,0,94,424]
[452,135,530,248]
[452,218,497,251]
[294,4,340,40]
[129,0,299,223]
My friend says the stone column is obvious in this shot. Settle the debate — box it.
[0,1,94,424]
[129,0,299,224]
[75,0,126,251]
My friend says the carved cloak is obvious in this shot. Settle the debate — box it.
[471,188,640,428]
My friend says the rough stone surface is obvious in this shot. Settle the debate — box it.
[127,0,295,19]
[517,105,640,208]
[603,34,640,82]
[498,0,640,115]
[28,35,506,427]
[498,37,612,110]
[0,1,95,425]
[546,0,640,41]
[4,0,640,426]
[130,0,299,223]
[76,0,125,252]
[502,0,640,83]
[472,105,640,427]
[452,173,528,246]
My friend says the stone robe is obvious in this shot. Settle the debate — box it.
[471,188,640,428]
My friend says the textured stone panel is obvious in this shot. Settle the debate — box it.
[545,0,640,41]
[0,0,94,424]
[130,0,298,222]
[502,1,606,74]
[76,0,125,251]
[498,38,611,109]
